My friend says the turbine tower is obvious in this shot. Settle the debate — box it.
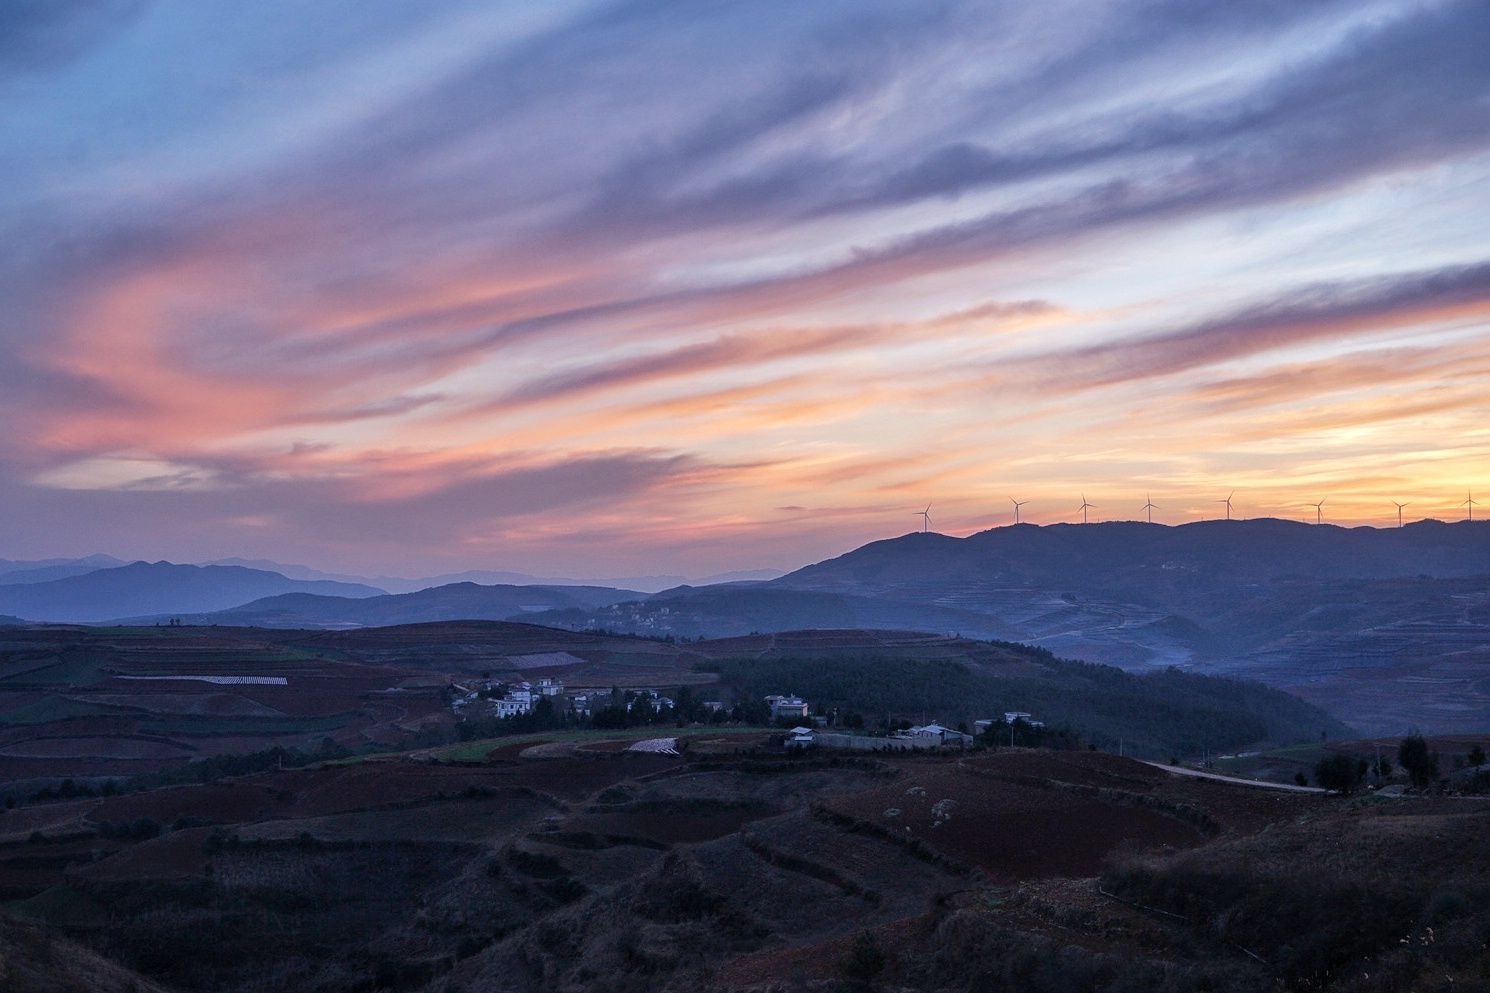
[1216,492,1234,521]
[1078,494,1095,525]
[1392,500,1408,528]
[916,504,932,533]
[1463,491,1478,522]
[1009,497,1028,525]
[1142,494,1158,524]
[1309,498,1326,525]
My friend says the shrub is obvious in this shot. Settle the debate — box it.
[841,931,886,989]
[1314,753,1363,793]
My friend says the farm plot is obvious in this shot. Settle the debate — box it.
[71,827,215,883]
[90,782,288,827]
[80,693,288,717]
[0,736,194,761]
[563,798,778,845]
[237,792,556,844]
[824,761,1207,882]
[959,749,1174,790]
[0,797,101,843]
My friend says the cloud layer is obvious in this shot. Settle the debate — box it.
[2,0,1488,575]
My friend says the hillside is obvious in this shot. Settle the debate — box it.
[526,583,1013,640]
[497,521,1484,735]
[783,519,1490,592]
[0,622,1344,792]
[700,635,1347,756]
[0,912,172,993]
[0,562,385,623]
[171,582,644,628]
[0,738,1483,993]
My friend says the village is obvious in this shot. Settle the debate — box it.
[449,680,1045,751]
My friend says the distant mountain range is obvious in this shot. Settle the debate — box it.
[519,519,1490,734]
[0,554,782,596]
[201,558,783,594]
[0,562,384,623]
[138,582,643,628]
[3,520,1488,732]
[0,555,128,586]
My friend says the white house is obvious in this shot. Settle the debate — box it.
[766,694,809,721]
[494,688,534,718]
[785,726,816,748]
[904,723,973,746]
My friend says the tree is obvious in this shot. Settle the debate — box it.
[1398,734,1440,788]
[1314,753,1363,793]
[1373,754,1392,780]
[1468,743,1486,768]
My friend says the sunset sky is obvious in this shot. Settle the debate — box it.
[3,0,1488,578]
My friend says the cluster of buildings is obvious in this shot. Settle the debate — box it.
[782,696,1048,751]
[450,678,680,721]
[450,679,1047,747]
[450,677,566,719]
[976,712,1047,734]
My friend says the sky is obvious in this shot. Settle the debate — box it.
[2,0,1489,579]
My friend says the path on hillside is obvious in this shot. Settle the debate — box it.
[1141,761,1327,794]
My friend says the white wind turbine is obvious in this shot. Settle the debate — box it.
[1392,500,1409,528]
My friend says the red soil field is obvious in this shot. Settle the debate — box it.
[825,761,1206,881]
[71,827,214,883]
[0,737,193,760]
[90,783,287,826]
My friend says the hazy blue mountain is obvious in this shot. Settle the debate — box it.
[494,520,1490,734]
[523,583,1009,641]
[202,559,784,594]
[154,582,644,628]
[0,555,127,585]
[0,562,385,623]
[781,519,1490,594]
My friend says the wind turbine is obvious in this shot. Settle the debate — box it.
[1463,491,1478,522]
[1142,494,1159,524]
[916,504,932,533]
[1392,500,1408,528]
[1078,494,1095,525]
[1216,492,1234,521]
[1009,497,1028,525]
[1309,498,1326,525]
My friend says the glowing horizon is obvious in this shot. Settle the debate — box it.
[2,1,1488,579]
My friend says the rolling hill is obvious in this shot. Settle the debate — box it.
[152,582,645,628]
[476,521,1490,734]
[0,561,385,623]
